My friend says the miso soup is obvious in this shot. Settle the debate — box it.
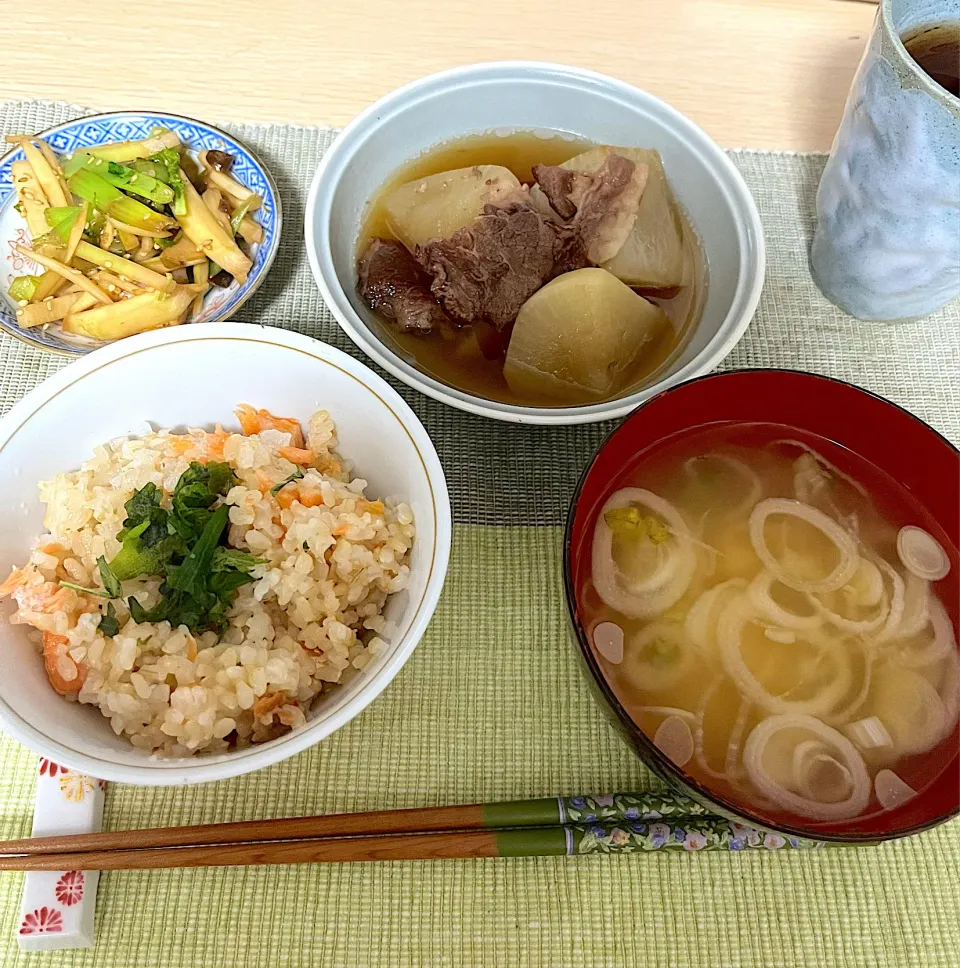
[582,422,959,827]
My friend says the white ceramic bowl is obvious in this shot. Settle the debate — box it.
[0,324,451,785]
[306,61,765,425]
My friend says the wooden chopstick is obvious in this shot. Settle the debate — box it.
[0,792,819,870]
[0,830,505,871]
[0,790,712,858]
[0,802,491,857]
[0,821,824,870]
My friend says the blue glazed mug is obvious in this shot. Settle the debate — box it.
[811,0,960,321]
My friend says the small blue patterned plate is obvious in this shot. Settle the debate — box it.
[0,111,281,356]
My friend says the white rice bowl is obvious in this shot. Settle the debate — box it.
[0,325,451,785]
[3,409,415,757]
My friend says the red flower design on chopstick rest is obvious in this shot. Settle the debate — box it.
[39,758,67,778]
[19,906,63,935]
[54,871,84,906]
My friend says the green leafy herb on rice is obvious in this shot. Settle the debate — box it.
[65,461,265,635]
[97,555,123,598]
[270,468,305,496]
[98,602,120,637]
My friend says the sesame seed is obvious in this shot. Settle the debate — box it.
[16,299,28,308]
[104,261,112,269]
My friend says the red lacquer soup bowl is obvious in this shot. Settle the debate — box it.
[564,369,960,843]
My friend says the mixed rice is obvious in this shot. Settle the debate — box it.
[0,406,414,756]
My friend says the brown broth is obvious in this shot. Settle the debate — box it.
[357,132,707,407]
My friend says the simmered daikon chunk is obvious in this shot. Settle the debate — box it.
[381,165,526,253]
[503,268,668,403]
[603,150,684,289]
[551,147,684,290]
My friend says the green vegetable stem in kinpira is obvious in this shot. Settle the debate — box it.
[230,197,254,235]
[7,275,41,303]
[44,205,83,243]
[62,153,175,206]
[67,167,175,233]
[81,128,181,164]
[131,158,170,183]
[149,148,187,216]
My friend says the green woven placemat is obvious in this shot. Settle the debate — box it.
[0,99,958,968]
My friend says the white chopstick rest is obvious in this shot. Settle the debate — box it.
[16,758,105,951]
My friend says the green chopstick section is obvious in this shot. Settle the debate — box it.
[481,797,567,829]
[495,827,571,857]
[483,792,825,855]
[480,790,710,829]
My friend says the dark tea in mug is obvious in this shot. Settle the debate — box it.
[901,22,960,96]
[811,0,960,321]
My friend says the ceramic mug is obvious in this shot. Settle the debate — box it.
[811,0,960,321]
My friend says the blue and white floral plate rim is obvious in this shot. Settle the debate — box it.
[0,110,282,356]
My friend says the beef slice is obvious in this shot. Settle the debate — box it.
[357,238,452,334]
[417,202,561,330]
[532,153,648,264]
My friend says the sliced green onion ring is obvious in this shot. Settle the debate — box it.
[747,569,822,630]
[592,488,696,618]
[743,714,870,821]
[684,453,762,517]
[718,594,853,717]
[748,498,859,594]
[684,578,747,655]
[622,622,694,692]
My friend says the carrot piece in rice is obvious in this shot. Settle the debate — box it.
[278,446,314,466]
[358,499,384,516]
[43,631,86,696]
[235,404,305,448]
[253,690,288,720]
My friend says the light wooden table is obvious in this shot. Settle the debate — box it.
[2,0,875,151]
